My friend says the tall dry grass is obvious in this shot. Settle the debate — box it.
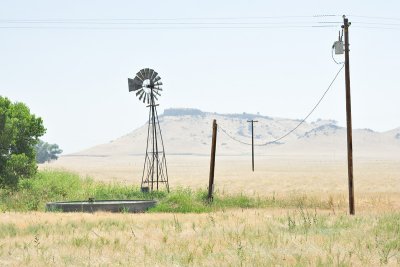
[0,206,399,266]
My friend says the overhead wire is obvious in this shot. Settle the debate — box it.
[1,21,399,30]
[352,25,400,31]
[218,63,345,146]
[0,14,343,30]
[0,25,339,30]
[1,14,399,25]
[349,15,400,21]
[0,14,341,22]
[0,21,340,25]
[3,14,400,31]
[218,126,253,146]
[353,21,400,26]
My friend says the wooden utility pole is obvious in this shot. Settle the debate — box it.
[208,119,217,201]
[247,120,258,171]
[343,15,355,215]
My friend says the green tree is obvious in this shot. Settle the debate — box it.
[0,96,46,188]
[36,140,63,163]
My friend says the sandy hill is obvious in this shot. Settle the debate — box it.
[70,108,400,159]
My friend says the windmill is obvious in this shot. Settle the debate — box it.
[128,68,169,192]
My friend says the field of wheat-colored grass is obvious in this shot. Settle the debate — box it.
[46,155,400,195]
[1,204,399,266]
[4,155,397,266]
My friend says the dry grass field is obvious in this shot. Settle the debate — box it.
[46,155,400,196]
[1,205,399,266]
[2,154,397,266]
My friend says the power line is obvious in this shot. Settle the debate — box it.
[349,15,400,21]
[218,126,253,146]
[353,21,400,26]
[0,14,341,23]
[3,17,400,31]
[3,25,400,31]
[0,21,340,25]
[218,64,345,146]
[0,25,339,30]
[8,14,399,31]
[352,26,400,31]
[3,15,400,26]
[0,14,343,30]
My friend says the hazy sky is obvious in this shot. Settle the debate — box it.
[1,1,399,154]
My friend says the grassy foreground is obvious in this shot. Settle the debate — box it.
[0,210,399,266]
[0,170,339,213]
[0,170,399,266]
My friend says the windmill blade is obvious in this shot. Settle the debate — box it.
[138,90,145,101]
[153,94,158,101]
[154,87,163,91]
[150,71,158,81]
[154,82,163,86]
[153,90,161,96]
[135,88,144,96]
[136,71,145,81]
[147,95,150,104]
[144,68,150,79]
[153,76,161,83]
[148,69,154,80]
[139,69,146,80]
[128,77,143,92]
[143,93,147,104]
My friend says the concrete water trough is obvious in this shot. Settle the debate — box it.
[46,199,157,213]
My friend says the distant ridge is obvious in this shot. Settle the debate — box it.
[68,108,400,158]
[162,108,272,120]
[163,108,205,117]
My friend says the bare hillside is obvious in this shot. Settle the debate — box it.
[70,108,400,158]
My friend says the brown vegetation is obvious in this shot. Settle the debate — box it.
[1,205,399,266]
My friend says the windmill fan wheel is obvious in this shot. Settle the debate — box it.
[128,68,163,104]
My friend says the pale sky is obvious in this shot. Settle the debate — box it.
[1,1,399,154]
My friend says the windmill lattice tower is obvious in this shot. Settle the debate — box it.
[128,68,169,192]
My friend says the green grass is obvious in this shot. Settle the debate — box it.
[0,170,165,212]
[0,170,340,212]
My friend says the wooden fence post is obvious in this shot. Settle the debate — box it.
[208,119,217,202]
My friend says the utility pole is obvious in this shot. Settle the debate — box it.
[342,15,355,215]
[247,120,258,172]
[208,119,217,202]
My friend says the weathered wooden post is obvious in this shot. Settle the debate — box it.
[343,15,355,215]
[208,119,217,202]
